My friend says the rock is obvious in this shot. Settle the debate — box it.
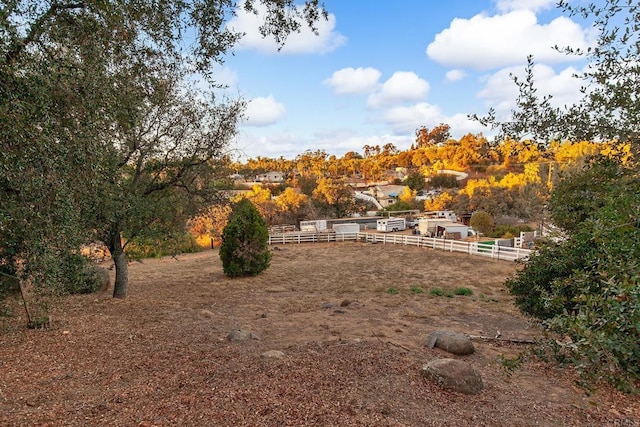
[426,330,475,355]
[227,329,260,342]
[261,350,285,359]
[321,302,336,309]
[91,266,111,291]
[199,309,215,318]
[422,358,483,394]
[340,299,352,307]
[333,308,347,314]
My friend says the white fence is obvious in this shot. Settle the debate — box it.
[268,231,533,262]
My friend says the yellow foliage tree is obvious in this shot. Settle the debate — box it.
[233,184,278,225]
[276,187,307,211]
[188,204,233,247]
[399,186,415,203]
[424,192,453,211]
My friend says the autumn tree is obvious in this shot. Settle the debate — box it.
[295,149,329,178]
[312,177,358,218]
[415,124,451,147]
[424,192,453,212]
[398,186,415,204]
[188,204,233,247]
[237,185,273,213]
[275,187,309,225]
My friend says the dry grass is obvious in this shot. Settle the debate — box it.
[0,242,638,426]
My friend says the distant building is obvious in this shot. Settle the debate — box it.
[370,184,405,208]
[255,171,285,183]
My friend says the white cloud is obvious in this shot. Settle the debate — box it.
[495,0,556,13]
[244,95,286,126]
[367,71,430,108]
[227,4,346,55]
[426,10,590,70]
[210,65,239,88]
[323,67,381,95]
[381,103,443,134]
[445,69,467,82]
[476,63,586,119]
[379,102,487,136]
[234,112,491,159]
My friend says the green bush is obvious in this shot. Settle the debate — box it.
[387,287,399,295]
[488,224,534,238]
[60,252,104,294]
[429,287,444,296]
[429,174,458,189]
[219,198,271,278]
[506,159,640,392]
[469,211,494,236]
[410,285,423,294]
[454,287,472,296]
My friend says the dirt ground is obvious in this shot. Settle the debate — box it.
[1,241,638,426]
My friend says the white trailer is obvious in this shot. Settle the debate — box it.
[333,223,360,234]
[377,217,406,233]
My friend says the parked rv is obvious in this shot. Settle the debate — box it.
[377,217,406,232]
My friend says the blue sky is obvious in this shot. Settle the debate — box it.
[216,0,594,160]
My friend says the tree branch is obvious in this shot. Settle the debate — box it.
[4,2,86,65]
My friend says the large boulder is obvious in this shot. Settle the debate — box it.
[425,330,475,355]
[422,358,483,395]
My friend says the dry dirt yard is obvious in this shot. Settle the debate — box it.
[1,241,638,426]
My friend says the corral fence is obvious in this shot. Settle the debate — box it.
[268,231,533,262]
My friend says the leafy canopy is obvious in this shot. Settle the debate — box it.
[0,0,327,300]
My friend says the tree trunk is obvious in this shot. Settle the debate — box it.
[106,229,128,299]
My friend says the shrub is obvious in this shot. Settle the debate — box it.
[410,286,423,294]
[429,174,458,189]
[429,287,444,296]
[470,211,494,236]
[219,198,271,278]
[60,252,104,294]
[506,159,640,392]
[387,287,399,295]
[454,287,472,296]
[488,224,534,239]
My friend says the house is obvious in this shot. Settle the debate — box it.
[370,184,406,208]
[255,171,285,183]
